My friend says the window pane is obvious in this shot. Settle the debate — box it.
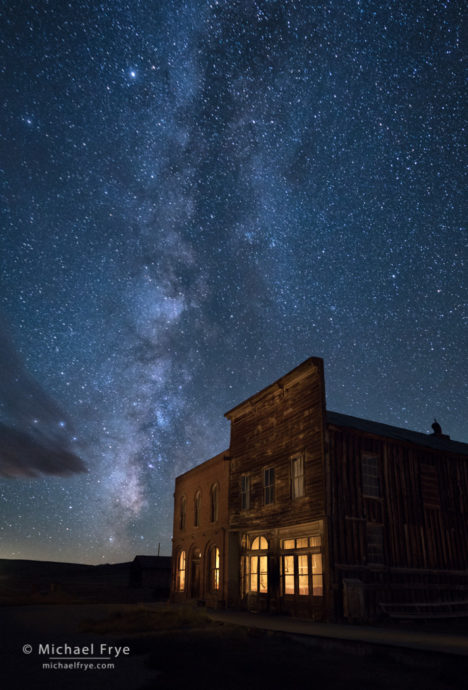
[297,538,308,549]
[284,575,295,594]
[311,553,323,575]
[284,555,294,574]
[309,536,321,548]
[250,556,258,592]
[259,536,268,550]
[283,539,295,550]
[259,556,268,593]
[312,575,323,596]
[298,575,309,595]
[298,554,308,574]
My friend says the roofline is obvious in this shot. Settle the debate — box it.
[224,357,324,419]
[175,449,230,482]
[326,410,468,456]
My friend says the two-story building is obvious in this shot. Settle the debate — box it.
[171,358,468,622]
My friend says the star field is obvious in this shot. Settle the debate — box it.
[0,1,466,563]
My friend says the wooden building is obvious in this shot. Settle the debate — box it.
[171,358,468,622]
[129,555,171,597]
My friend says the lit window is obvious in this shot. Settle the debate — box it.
[280,535,323,597]
[240,475,250,510]
[283,555,294,594]
[243,535,268,594]
[176,551,186,592]
[362,455,381,498]
[251,536,268,550]
[291,455,305,498]
[263,468,275,505]
[210,484,218,522]
[194,491,201,527]
[210,546,220,591]
[311,553,323,595]
[179,496,186,530]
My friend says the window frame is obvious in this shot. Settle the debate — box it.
[176,550,186,592]
[241,535,269,595]
[263,467,275,505]
[361,454,381,499]
[179,495,186,530]
[210,546,220,591]
[210,483,219,523]
[194,490,201,527]
[280,535,323,597]
[291,454,305,499]
[240,474,251,511]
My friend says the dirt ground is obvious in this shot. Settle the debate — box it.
[0,604,466,690]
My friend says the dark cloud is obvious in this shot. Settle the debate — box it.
[0,423,86,478]
[0,321,86,478]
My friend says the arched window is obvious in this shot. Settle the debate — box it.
[179,496,186,530]
[242,535,268,594]
[210,546,220,591]
[210,484,218,522]
[176,551,186,592]
[194,490,201,527]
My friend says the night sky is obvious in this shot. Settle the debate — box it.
[0,1,466,564]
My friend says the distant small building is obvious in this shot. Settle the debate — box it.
[171,357,468,622]
[130,555,171,597]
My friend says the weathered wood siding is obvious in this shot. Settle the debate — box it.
[227,358,326,531]
[327,424,468,619]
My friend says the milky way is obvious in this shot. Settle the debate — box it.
[0,1,466,563]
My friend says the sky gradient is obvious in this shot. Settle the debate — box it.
[0,0,466,564]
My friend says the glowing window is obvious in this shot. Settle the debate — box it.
[283,555,294,594]
[210,546,220,591]
[176,551,186,592]
[312,553,323,596]
[245,535,268,594]
[250,555,268,593]
[280,538,323,597]
[251,536,268,550]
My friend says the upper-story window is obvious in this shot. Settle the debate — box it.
[194,490,201,527]
[179,495,186,530]
[263,467,275,505]
[210,484,219,522]
[240,475,250,511]
[362,454,381,498]
[291,454,305,499]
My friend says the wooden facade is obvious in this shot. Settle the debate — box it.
[171,358,468,622]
